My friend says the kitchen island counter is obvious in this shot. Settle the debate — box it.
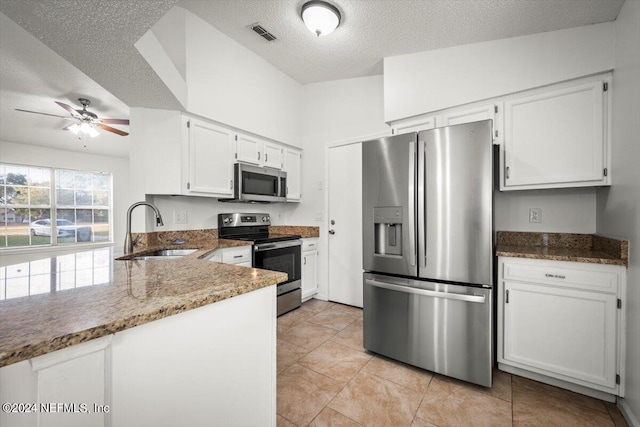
[0,240,287,368]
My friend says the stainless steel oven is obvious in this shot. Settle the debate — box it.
[254,240,302,316]
[218,213,302,316]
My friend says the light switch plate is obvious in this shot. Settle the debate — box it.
[529,208,542,223]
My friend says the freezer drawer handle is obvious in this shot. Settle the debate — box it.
[366,279,486,303]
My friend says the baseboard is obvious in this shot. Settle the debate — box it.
[618,398,640,427]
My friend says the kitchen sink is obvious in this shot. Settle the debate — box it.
[127,248,198,260]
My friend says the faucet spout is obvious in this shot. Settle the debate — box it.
[124,201,164,254]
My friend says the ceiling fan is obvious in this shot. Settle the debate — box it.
[16,98,129,137]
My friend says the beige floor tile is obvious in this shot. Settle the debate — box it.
[277,414,297,427]
[307,310,360,331]
[512,383,614,427]
[512,375,608,413]
[298,340,372,384]
[330,318,365,352]
[277,338,310,374]
[605,402,630,427]
[513,400,614,427]
[410,417,439,427]
[299,299,335,313]
[279,321,338,351]
[277,323,290,336]
[416,375,512,427]
[308,407,362,427]
[277,364,344,427]
[329,303,364,317]
[278,307,317,328]
[490,368,513,402]
[361,355,433,394]
[328,372,423,427]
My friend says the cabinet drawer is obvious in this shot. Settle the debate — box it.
[220,246,252,264]
[502,259,619,293]
[301,238,318,252]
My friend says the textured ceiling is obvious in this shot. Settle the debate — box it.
[182,0,626,84]
[0,0,626,158]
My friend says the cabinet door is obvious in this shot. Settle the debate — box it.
[263,142,283,169]
[187,120,234,197]
[302,250,318,301]
[438,104,500,144]
[391,115,438,135]
[284,148,302,201]
[503,281,617,389]
[235,133,262,165]
[504,80,607,189]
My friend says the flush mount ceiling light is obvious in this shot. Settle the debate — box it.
[301,1,341,37]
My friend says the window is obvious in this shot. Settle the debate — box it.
[0,163,112,248]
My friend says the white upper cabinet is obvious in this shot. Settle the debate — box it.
[235,133,262,165]
[235,133,284,170]
[437,103,502,145]
[502,75,611,190]
[187,119,235,197]
[390,114,439,135]
[284,148,302,202]
[263,142,284,169]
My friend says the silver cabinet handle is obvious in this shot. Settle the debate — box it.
[258,152,261,160]
[230,180,233,189]
[366,278,486,303]
[545,273,566,279]
[328,230,335,235]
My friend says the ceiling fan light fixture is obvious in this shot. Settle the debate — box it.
[66,123,81,135]
[301,1,341,37]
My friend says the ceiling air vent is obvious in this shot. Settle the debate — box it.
[249,23,278,42]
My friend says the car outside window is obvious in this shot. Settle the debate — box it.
[0,163,112,248]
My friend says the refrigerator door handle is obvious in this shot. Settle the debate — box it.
[408,141,416,267]
[417,139,426,268]
[366,278,486,304]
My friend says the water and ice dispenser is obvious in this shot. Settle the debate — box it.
[373,207,403,257]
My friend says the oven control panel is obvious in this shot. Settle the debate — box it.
[219,213,271,228]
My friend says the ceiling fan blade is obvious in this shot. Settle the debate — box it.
[15,108,75,120]
[55,101,82,118]
[100,118,130,125]
[98,123,129,136]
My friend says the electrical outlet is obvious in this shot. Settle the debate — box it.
[529,208,542,223]
[174,210,188,224]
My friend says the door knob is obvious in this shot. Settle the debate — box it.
[328,229,335,235]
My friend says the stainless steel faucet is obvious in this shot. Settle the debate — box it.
[124,201,164,254]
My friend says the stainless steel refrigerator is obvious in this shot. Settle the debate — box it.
[362,120,493,387]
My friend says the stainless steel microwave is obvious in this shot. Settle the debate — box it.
[221,163,287,203]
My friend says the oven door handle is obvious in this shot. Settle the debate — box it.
[254,240,301,251]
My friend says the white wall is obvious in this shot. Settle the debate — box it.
[149,195,296,230]
[295,75,390,299]
[597,0,640,424]
[136,6,303,146]
[0,140,130,261]
[495,188,597,233]
[384,22,615,122]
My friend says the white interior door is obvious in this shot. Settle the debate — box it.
[328,143,363,307]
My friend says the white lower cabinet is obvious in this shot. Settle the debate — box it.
[0,286,277,427]
[497,257,626,398]
[207,245,252,267]
[301,238,318,301]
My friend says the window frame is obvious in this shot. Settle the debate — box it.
[0,162,114,251]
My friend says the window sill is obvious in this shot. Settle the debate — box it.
[0,242,115,266]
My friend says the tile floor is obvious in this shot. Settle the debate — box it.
[276,299,629,427]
